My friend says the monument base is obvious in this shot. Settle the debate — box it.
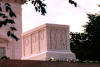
[21,50,76,60]
[46,50,76,60]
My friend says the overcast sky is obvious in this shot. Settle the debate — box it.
[22,0,100,32]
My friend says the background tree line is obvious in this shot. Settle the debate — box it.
[70,13,100,61]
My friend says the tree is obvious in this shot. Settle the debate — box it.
[83,14,100,61]
[70,13,100,61]
[0,3,19,41]
[70,32,89,60]
[26,0,77,15]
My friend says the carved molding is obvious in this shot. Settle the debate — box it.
[0,37,9,43]
[32,33,37,43]
[50,28,67,49]
[39,30,44,40]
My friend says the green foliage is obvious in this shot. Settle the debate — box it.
[27,0,77,15]
[82,60,89,64]
[84,14,100,61]
[7,31,19,41]
[0,2,19,41]
[69,0,77,7]
[70,32,90,60]
[28,0,47,15]
[70,13,100,61]
[5,3,16,17]
[0,56,10,60]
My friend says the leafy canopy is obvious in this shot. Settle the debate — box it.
[70,13,100,61]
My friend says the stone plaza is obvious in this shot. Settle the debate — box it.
[0,0,76,60]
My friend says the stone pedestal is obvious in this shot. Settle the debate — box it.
[22,23,76,60]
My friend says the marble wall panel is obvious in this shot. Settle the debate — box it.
[39,29,47,52]
[31,32,39,54]
[50,29,57,49]
[23,36,31,56]
[49,28,68,50]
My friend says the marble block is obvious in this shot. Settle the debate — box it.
[22,23,76,60]
[0,0,76,60]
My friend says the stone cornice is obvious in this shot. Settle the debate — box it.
[22,24,47,37]
[0,0,27,4]
[22,23,69,37]
[0,37,9,43]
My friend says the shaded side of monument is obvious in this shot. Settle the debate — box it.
[21,24,76,60]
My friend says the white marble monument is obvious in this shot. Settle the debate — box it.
[21,23,76,60]
[0,0,76,60]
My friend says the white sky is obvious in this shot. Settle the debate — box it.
[22,0,100,32]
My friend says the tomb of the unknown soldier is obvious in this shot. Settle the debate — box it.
[0,0,76,60]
